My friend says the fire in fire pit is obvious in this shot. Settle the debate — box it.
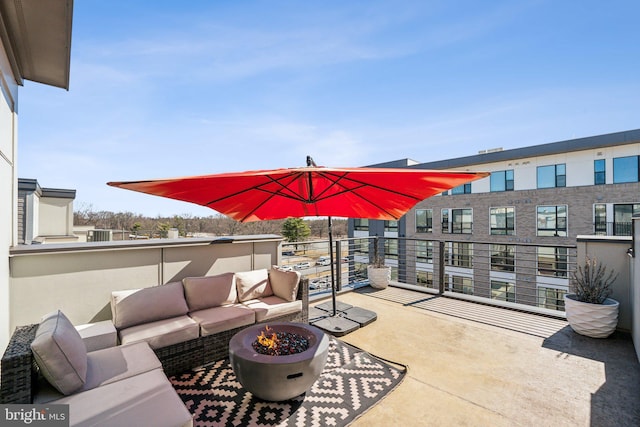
[253,325,310,356]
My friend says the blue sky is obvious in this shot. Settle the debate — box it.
[17,0,640,217]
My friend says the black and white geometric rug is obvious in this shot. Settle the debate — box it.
[169,338,407,427]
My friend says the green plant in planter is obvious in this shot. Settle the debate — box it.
[571,256,618,304]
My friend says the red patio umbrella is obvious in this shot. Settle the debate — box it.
[108,157,489,333]
[107,158,488,223]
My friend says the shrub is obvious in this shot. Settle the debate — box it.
[571,256,618,304]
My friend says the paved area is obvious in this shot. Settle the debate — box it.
[315,287,640,427]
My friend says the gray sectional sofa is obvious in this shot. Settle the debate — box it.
[0,267,309,427]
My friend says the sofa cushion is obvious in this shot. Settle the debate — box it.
[30,310,88,395]
[243,296,303,322]
[236,269,273,302]
[50,369,193,427]
[189,304,256,336]
[118,315,200,349]
[269,267,301,302]
[111,281,189,330]
[82,342,162,391]
[183,273,237,311]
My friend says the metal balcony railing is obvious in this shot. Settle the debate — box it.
[284,236,577,315]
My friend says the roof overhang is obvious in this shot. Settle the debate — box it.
[0,0,73,90]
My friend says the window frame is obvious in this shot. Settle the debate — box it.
[536,246,569,278]
[613,155,639,183]
[490,207,515,235]
[490,170,514,192]
[537,164,566,189]
[594,159,606,185]
[415,209,433,233]
[537,205,568,237]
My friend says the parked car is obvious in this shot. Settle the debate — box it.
[316,256,331,266]
[278,265,294,272]
[282,251,295,256]
[294,261,313,270]
[310,277,331,289]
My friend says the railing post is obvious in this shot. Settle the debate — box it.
[438,241,445,295]
[335,239,342,292]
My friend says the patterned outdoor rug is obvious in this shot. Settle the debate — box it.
[169,338,407,426]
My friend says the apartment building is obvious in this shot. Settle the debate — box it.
[350,129,640,311]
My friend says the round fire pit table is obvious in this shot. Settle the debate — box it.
[229,322,330,401]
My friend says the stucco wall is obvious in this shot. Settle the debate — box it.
[8,236,283,334]
[633,218,640,363]
[0,40,19,351]
[576,235,633,332]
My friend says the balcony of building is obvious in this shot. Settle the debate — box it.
[2,223,639,426]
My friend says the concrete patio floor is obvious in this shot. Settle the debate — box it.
[314,286,640,427]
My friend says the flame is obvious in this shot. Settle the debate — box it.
[257,325,279,350]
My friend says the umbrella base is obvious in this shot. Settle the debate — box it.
[315,300,353,313]
[311,302,377,336]
[311,315,360,337]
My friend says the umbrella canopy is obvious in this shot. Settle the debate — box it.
[107,165,489,222]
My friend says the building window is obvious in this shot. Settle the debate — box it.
[417,270,433,287]
[416,209,433,233]
[491,280,515,302]
[417,240,433,263]
[490,207,515,235]
[537,246,569,278]
[613,203,640,236]
[537,287,566,311]
[613,156,639,183]
[445,274,473,295]
[384,220,398,232]
[537,205,567,237]
[491,245,515,272]
[384,238,398,260]
[537,164,566,188]
[354,219,369,231]
[451,183,471,195]
[445,242,473,268]
[594,159,606,185]
[442,208,472,234]
[490,170,514,192]
[594,203,607,235]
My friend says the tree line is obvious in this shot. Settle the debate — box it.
[73,205,347,240]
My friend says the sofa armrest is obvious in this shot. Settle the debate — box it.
[1,324,38,404]
[75,321,118,352]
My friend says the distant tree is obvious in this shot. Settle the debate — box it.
[156,222,171,238]
[281,218,310,243]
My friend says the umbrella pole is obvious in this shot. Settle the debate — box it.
[328,216,337,316]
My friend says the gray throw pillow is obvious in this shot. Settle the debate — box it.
[31,310,88,395]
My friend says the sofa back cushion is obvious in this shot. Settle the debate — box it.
[111,281,189,330]
[31,310,87,395]
[269,267,301,302]
[236,269,273,302]
[182,273,237,311]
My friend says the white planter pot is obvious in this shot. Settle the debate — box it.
[564,294,619,338]
[367,265,391,289]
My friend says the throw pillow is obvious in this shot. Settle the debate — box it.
[31,310,88,395]
[183,272,237,311]
[269,266,301,302]
[236,269,272,302]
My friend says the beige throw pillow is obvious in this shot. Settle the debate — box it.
[182,272,237,311]
[110,281,189,329]
[235,269,273,302]
[31,310,88,395]
[269,267,301,302]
